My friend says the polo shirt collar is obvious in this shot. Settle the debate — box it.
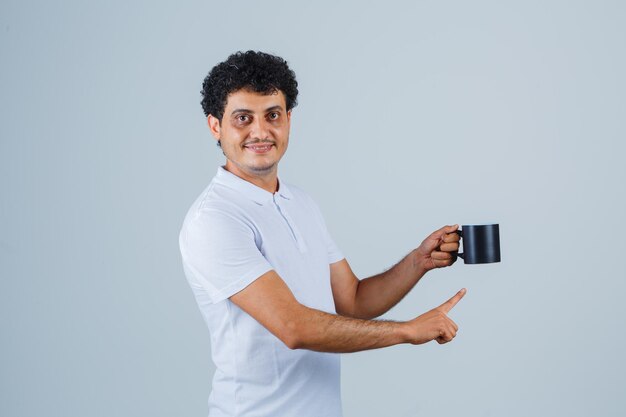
[215,166,292,205]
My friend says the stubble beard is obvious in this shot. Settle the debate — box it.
[247,161,277,174]
[241,140,283,175]
[227,152,279,178]
[223,138,286,179]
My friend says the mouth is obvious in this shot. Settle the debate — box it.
[244,143,274,154]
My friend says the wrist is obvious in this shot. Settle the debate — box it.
[396,321,413,344]
[410,249,430,276]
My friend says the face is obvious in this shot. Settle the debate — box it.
[208,89,291,182]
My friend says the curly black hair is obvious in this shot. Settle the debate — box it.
[201,51,299,120]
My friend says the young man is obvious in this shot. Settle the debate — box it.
[179,51,465,417]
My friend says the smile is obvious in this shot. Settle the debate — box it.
[244,144,274,154]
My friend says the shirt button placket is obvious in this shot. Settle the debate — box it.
[272,195,307,253]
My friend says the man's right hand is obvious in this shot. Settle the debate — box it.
[231,269,468,352]
[403,288,467,345]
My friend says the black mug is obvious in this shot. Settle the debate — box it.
[456,224,501,264]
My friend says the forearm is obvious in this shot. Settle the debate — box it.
[230,270,463,353]
[232,270,410,353]
[352,249,427,319]
[289,305,408,353]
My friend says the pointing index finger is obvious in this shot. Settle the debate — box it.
[438,288,467,314]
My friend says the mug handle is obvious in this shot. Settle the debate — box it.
[455,230,464,260]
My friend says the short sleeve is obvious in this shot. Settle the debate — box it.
[305,196,344,264]
[324,225,344,264]
[179,208,273,304]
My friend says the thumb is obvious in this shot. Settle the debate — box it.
[441,224,460,235]
[425,224,459,247]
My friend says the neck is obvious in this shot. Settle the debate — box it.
[224,160,279,193]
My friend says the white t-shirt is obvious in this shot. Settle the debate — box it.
[179,167,345,417]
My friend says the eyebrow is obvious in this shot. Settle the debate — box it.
[230,105,284,116]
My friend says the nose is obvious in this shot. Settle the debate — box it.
[249,117,271,140]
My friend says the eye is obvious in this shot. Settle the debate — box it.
[268,112,279,120]
[238,115,249,122]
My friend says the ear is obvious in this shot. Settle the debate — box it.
[207,115,221,141]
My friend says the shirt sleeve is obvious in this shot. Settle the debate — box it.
[179,208,273,304]
[306,196,344,264]
[324,225,344,265]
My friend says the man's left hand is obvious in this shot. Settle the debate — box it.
[414,224,460,272]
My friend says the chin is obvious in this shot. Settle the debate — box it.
[248,163,277,174]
